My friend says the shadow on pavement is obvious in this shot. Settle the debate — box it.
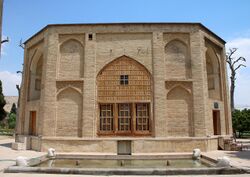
[226,151,250,160]
[0,143,12,148]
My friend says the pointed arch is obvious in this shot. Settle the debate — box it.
[97,55,153,135]
[60,39,84,53]
[97,55,152,77]
[59,39,84,79]
[166,86,193,137]
[57,86,82,97]
[28,49,43,101]
[167,85,191,100]
[165,39,191,79]
[167,84,191,97]
[165,39,188,54]
[29,49,43,73]
[97,55,152,102]
[206,46,220,74]
[56,87,82,137]
[206,46,222,100]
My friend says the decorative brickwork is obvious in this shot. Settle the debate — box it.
[97,55,152,102]
[16,23,232,153]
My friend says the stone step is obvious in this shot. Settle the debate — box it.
[11,142,26,150]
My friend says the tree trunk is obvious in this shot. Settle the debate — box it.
[230,81,235,112]
[230,71,236,112]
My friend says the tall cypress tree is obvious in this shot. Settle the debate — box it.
[10,103,17,114]
[0,80,6,121]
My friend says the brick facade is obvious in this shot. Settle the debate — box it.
[15,23,232,153]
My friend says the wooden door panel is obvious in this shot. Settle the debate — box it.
[30,111,36,136]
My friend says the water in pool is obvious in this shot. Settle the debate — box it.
[37,159,210,168]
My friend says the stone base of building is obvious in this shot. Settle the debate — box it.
[13,135,233,153]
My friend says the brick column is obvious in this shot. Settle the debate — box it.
[41,30,58,136]
[82,33,96,137]
[152,32,167,137]
[190,30,207,137]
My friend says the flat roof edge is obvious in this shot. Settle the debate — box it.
[24,23,226,44]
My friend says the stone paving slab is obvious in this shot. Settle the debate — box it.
[0,136,45,173]
[203,150,250,169]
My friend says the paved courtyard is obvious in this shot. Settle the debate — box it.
[0,136,250,177]
[204,150,250,169]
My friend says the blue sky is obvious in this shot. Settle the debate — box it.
[0,0,250,107]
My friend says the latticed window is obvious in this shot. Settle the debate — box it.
[136,103,149,131]
[100,104,113,131]
[120,75,128,85]
[118,103,131,131]
[99,103,150,135]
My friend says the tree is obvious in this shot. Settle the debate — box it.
[10,103,17,114]
[7,113,16,129]
[16,42,24,107]
[16,84,20,107]
[226,48,246,112]
[8,103,17,129]
[232,109,250,138]
[0,80,6,121]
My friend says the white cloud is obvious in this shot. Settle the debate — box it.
[226,37,250,67]
[233,71,250,107]
[0,71,21,96]
[226,37,250,108]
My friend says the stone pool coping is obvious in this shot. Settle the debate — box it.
[55,153,193,159]
[4,166,247,175]
[4,153,250,175]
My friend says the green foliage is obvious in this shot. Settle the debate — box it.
[0,128,14,136]
[7,113,16,129]
[10,103,17,114]
[0,121,5,128]
[0,80,7,121]
[232,109,250,138]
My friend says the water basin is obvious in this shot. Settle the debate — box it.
[37,159,209,168]
[4,154,247,175]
